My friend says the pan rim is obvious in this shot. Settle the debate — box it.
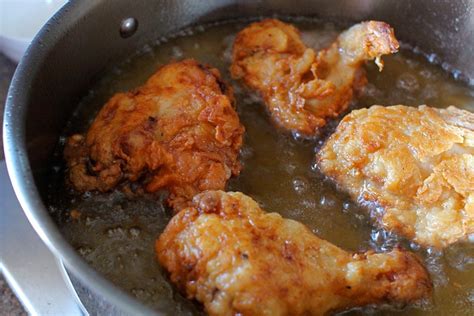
[2,0,159,314]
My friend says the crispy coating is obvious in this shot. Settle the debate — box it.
[64,59,244,211]
[231,19,399,136]
[157,190,431,316]
[317,105,474,248]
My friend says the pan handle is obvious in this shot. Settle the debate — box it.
[0,161,88,316]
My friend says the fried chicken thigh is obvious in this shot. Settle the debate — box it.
[318,105,474,248]
[231,19,399,136]
[65,59,244,211]
[157,190,431,316]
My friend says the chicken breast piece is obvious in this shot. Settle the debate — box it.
[231,19,399,136]
[64,59,244,211]
[317,105,474,248]
[157,190,431,316]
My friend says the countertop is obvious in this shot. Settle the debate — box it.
[1,53,27,315]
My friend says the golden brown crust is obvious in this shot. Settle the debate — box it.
[64,59,244,211]
[157,191,431,316]
[230,19,399,136]
[317,105,474,248]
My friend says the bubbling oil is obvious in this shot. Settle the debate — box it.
[48,19,474,315]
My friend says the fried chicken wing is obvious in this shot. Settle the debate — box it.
[64,59,244,211]
[157,190,431,316]
[231,19,399,136]
[317,105,474,248]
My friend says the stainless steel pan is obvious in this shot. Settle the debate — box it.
[3,0,474,314]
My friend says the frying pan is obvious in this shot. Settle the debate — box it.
[3,0,474,314]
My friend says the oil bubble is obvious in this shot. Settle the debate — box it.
[396,73,420,92]
[171,46,184,58]
[292,176,309,194]
[129,227,141,238]
[77,246,93,257]
[106,226,126,238]
[319,196,335,208]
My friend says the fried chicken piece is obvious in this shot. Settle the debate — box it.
[317,105,474,248]
[157,190,431,316]
[231,19,399,136]
[64,59,244,211]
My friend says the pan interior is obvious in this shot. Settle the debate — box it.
[47,18,474,315]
